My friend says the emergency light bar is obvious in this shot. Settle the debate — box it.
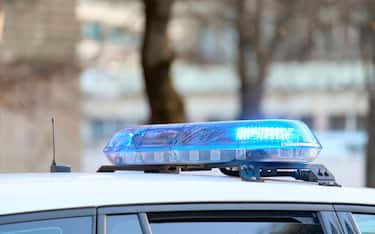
[103,120,321,166]
[100,120,338,186]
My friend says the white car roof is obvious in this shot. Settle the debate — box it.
[1,172,375,216]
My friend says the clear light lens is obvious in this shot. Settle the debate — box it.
[103,120,322,165]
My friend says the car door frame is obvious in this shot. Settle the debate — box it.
[97,202,343,234]
[334,204,375,234]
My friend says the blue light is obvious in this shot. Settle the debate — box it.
[236,127,294,141]
[103,120,322,165]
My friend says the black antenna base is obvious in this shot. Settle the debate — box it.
[50,163,71,173]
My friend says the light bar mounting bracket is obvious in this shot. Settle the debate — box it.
[233,162,339,186]
[97,161,339,186]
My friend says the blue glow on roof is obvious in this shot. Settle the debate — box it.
[103,119,322,165]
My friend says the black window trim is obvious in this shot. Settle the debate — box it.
[98,202,335,215]
[0,207,96,234]
[97,202,338,234]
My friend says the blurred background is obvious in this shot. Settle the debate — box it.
[0,0,374,187]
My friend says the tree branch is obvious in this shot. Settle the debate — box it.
[267,0,299,59]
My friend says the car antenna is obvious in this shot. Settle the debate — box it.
[50,117,71,173]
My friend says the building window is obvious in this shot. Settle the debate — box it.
[108,27,139,48]
[90,119,105,140]
[300,115,314,129]
[90,119,127,141]
[329,115,346,130]
[356,115,367,131]
[83,22,103,41]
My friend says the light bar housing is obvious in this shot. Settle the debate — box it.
[103,119,322,166]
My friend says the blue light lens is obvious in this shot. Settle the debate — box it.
[103,120,322,165]
[235,127,294,141]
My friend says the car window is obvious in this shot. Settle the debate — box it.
[353,213,375,234]
[0,216,92,234]
[148,211,324,234]
[150,222,323,234]
[106,214,142,234]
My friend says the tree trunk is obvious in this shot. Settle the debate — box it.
[239,81,264,120]
[235,0,267,120]
[367,92,375,187]
[236,38,267,120]
[141,0,185,124]
[365,26,375,187]
[361,0,375,187]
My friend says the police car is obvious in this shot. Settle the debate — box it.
[1,120,375,234]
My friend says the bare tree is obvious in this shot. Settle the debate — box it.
[141,0,186,124]
[359,0,375,187]
[235,0,317,119]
